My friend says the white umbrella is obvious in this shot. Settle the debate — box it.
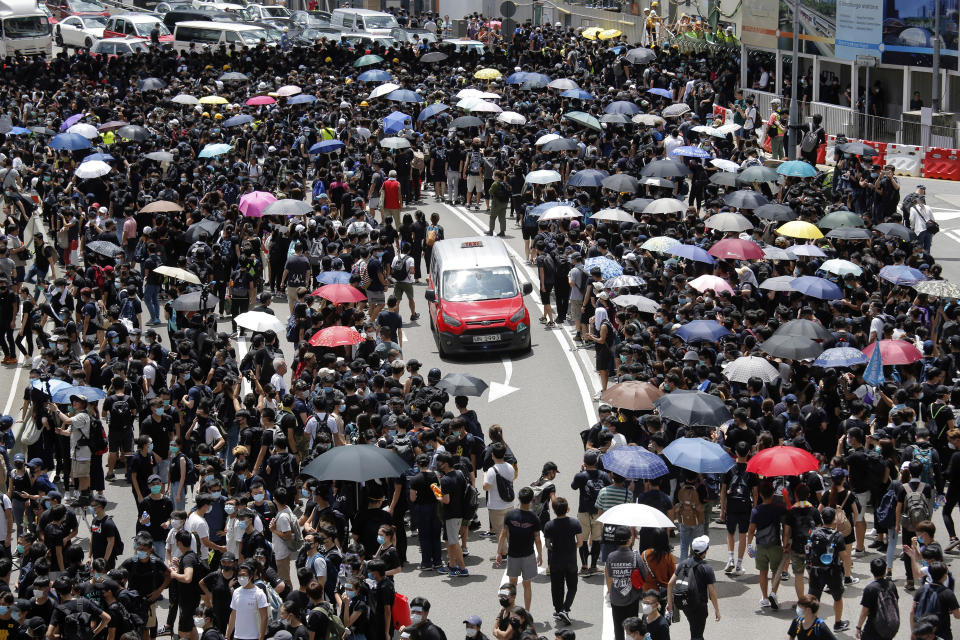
[820,258,863,277]
[691,125,726,138]
[596,503,675,529]
[592,208,635,223]
[497,111,526,125]
[468,100,503,113]
[74,160,111,179]
[380,137,411,149]
[540,205,582,221]
[722,356,780,383]
[612,294,659,313]
[710,158,739,172]
[355,127,372,140]
[457,88,499,100]
[171,94,200,105]
[633,113,665,126]
[641,177,675,188]
[547,78,579,90]
[368,82,400,100]
[717,123,742,135]
[234,311,286,333]
[153,265,202,284]
[762,246,797,261]
[535,133,561,146]
[759,275,796,291]
[67,123,99,139]
[524,169,562,184]
[643,198,687,214]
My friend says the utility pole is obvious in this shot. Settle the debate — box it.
[787,0,800,160]
[932,0,942,112]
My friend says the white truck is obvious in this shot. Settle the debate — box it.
[0,0,51,56]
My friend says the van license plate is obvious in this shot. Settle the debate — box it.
[472,334,500,343]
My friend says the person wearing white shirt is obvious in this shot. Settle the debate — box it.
[663,131,683,158]
[227,564,269,640]
[601,417,628,451]
[482,442,516,537]
[270,359,288,397]
[269,488,296,586]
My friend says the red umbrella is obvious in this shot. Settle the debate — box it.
[309,326,364,348]
[861,339,923,365]
[707,238,764,261]
[311,284,367,304]
[746,446,819,477]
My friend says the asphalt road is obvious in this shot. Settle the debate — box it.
[6,180,960,639]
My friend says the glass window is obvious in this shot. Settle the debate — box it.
[441,267,519,302]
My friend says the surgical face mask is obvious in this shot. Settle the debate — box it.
[796,606,805,617]
[153,408,163,416]
[43,500,50,510]
[411,614,423,625]
[237,576,250,587]
[148,443,154,453]
[950,442,958,450]
[136,550,148,560]
[301,488,310,498]
[169,445,179,455]
[210,490,222,500]
[32,590,44,600]
[204,474,215,484]
[171,519,183,529]
[466,629,478,638]
[194,617,205,628]
[15,545,23,555]
[225,504,236,515]
[235,520,246,531]
[87,506,95,516]
[150,485,162,495]
[377,535,385,545]
[344,589,355,598]
[641,603,654,615]
[253,493,265,503]
[0,606,10,616]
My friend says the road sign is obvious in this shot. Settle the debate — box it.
[856,54,879,67]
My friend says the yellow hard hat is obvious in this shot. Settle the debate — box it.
[213,113,223,120]
[201,112,210,118]
[324,56,332,63]
[393,57,399,63]
[345,78,353,84]
[204,65,213,70]
[651,1,658,6]
[360,101,369,107]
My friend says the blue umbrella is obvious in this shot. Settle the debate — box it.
[879,265,926,286]
[561,89,595,101]
[584,256,623,279]
[418,103,450,121]
[813,347,869,368]
[48,133,91,151]
[316,270,351,284]
[790,275,843,300]
[647,88,674,99]
[671,146,712,159]
[82,152,114,163]
[386,89,424,104]
[662,437,735,473]
[567,169,608,187]
[383,111,413,135]
[30,379,71,396]
[8,127,30,135]
[668,244,716,264]
[529,201,565,217]
[604,100,641,115]
[600,446,668,480]
[223,114,254,128]
[863,341,885,386]
[309,140,345,154]
[357,69,393,83]
[505,71,529,84]
[287,94,317,105]
[777,160,818,178]
[674,319,732,343]
[198,143,232,158]
[519,72,551,88]
[51,385,107,404]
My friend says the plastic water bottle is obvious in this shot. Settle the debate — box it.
[747,544,756,558]
[936,495,947,510]
[141,510,150,526]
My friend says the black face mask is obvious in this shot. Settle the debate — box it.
[498,597,510,608]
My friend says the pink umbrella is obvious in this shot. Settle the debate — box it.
[708,238,764,261]
[276,85,302,97]
[239,191,277,217]
[688,274,735,295]
[245,95,276,106]
[862,339,923,365]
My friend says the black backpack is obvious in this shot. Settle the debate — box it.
[118,589,148,628]
[673,557,703,610]
[390,254,408,281]
[60,599,94,640]
[277,453,299,491]
[806,527,840,571]
[725,465,751,508]
[493,468,515,503]
[801,127,821,153]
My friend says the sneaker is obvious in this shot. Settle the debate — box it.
[781,571,790,581]
[869,539,886,550]
[844,576,860,585]
[477,531,497,538]
[452,568,469,577]
[592,391,603,401]
[723,560,735,574]
[552,612,561,620]
[557,611,571,626]
[731,567,744,577]
[833,621,850,632]
[539,316,548,324]
[768,592,779,610]
[905,580,915,591]
[671,608,680,623]
[436,565,450,575]
[579,566,591,576]
[418,564,434,571]
[545,321,556,328]
[759,598,771,608]
[410,313,420,321]
[866,528,877,537]
[156,626,172,637]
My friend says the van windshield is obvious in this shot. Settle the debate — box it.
[3,16,50,38]
[364,15,398,28]
[442,267,518,302]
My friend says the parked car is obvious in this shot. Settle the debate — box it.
[242,4,289,25]
[46,0,108,19]
[54,14,104,48]
[154,1,193,14]
[289,9,329,28]
[191,0,247,12]
[38,4,57,26]
[88,36,150,56]
[103,14,173,43]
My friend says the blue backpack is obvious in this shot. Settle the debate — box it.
[911,445,934,484]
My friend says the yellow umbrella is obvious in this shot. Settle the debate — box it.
[598,28,623,40]
[582,27,602,39]
[199,95,228,105]
[474,68,502,80]
[777,220,824,240]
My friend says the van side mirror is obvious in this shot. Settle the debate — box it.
[522,282,533,295]
[425,289,436,302]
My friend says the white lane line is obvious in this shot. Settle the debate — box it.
[441,204,597,424]
[945,229,960,246]
[602,582,614,640]
[236,338,251,397]
[3,352,24,417]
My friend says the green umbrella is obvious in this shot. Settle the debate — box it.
[563,111,602,132]
[817,209,864,229]
[353,54,384,68]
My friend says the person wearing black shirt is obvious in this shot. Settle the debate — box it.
[120,532,172,635]
[137,474,174,558]
[47,576,110,639]
[857,558,898,640]
[543,497,582,625]
[42,505,67,573]
[367,559,395,640]
[437,452,467,576]
[89,496,121,569]
[170,529,202,639]
[408,453,443,570]
[237,509,272,566]
[404,596,446,640]
[498,487,543,612]
[351,491,393,562]
[200,552,237,632]
[197,606,226,640]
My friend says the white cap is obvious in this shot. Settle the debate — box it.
[98,206,108,214]
[691,535,710,553]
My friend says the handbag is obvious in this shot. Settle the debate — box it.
[927,221,940,234]
[639,548,670,603]
[631,551,644,589]
[20,412,40,446]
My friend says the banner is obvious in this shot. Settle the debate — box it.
[834,0,883,59]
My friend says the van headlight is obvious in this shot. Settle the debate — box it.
[517,322,528,332]
[441,311,461,327]
[509,307,526,323]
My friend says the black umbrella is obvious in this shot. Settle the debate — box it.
[171,291,219,312]
[653,390,731,427]
[723,189,769,209]
[774,319,833,341]
[86,240,123,257]
[874,222,916,241]
[641,158,691,178]
[542,137,579,152]
[452,115,483,129]
[139,77,167,91]
[826,227,871,240]
[436,373,488,397]
[709,172,739,187]
[185,218,222,244]
[420,51,448,63]
[601,173,639,193]
[755,203,797,222]
[759,335,823,360]
[117,125,151,142]
[302,444,410,482]
[838,141,878,157]
[624,47,656,64]
[623,198,653,213]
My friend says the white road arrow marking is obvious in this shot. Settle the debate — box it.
[488,357,519,401]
